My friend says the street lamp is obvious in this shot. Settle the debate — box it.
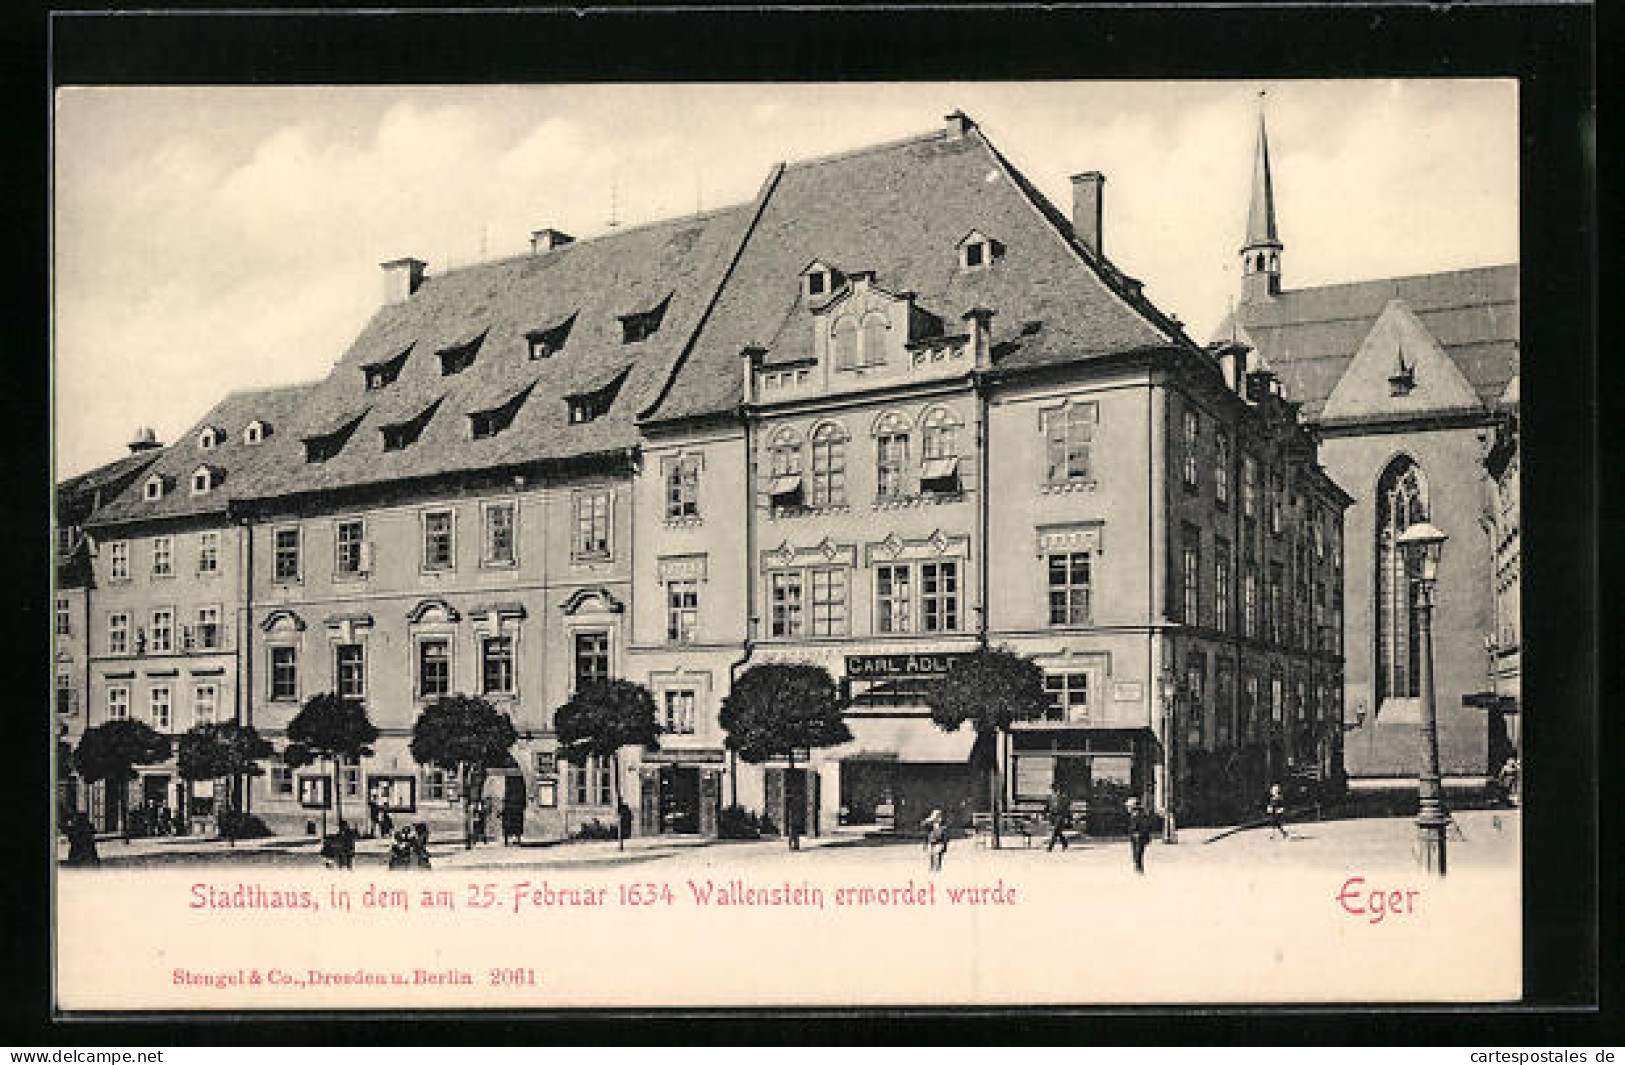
[1398,521,1450,876]
[1158,668,1179,844]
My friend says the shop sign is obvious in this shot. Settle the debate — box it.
[641,750,726,764]
[846,652,972,678]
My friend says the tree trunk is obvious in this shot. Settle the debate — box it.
[612,751,625,852]
[331,757,344,834]
[989,728,1003,850]
[463,764,474,850]
[786,751,799,852]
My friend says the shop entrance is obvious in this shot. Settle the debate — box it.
[839,760,978,834]
[657,766,702,834]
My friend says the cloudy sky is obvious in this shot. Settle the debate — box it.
[52,80,1517,477]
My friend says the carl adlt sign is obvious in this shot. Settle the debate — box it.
[845,652,972,678]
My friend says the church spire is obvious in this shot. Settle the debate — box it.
[1240,92,1284,303]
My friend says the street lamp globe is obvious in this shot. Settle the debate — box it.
[1398,519,1450,875]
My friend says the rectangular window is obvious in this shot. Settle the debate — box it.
[194,608,222,650]
[422,510,455,571]
[876,433,909,499]
[573,490,612,559]
[1242,456,1258,519]
[1242,568,1259,639]
[108,612,129,655]
[1215,431,1231,505]
[1215,541,1231,634]
[483,503,516,566]
[1271,676,1284,723]
[481,636,515,696]
[1270,472,1284,535]
[56,597,70,636]
[418,638,451,698]
[568,755,614,806]
[341,759,361,799]
[152,536,173,577]
[876,564,913,634]
[770,571,804,638]
[274,528,301,583]
[1042,672,1090,724]
[1182,534,1201,625]
[336,643,366,699]
[810,435,846,507]
[107,685,130,721]
[150,608,174,653]
[665,455,701,520]
[270,646,298,701]
[109,541,129,580]
[198,531,220,575]
[149,685,171,731]
[424,767,462,803]
[1216,661,1234,746]
[1182,408,1200,488]
[920,561,959,633]
[192,683,217,727]
[335,519,364,577]
[666,580,699,645]
[573,632,610,690]
[271,764,293,796]
[662,689,697,735]
[1268,565,1284,644]
[1186,656,1206,747]
[810,567,848,636]
[1044,403,1097,485]
[1046,552,1092,626]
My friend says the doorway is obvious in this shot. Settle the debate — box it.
[658,767,701,834]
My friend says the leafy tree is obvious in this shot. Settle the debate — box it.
[409,694,520,850]
[720,662,850,850]
[75,720,172,840]
[176,722,273,845]
[284,692,377,837]
[554,679,661,851]
[927,646,1048,849]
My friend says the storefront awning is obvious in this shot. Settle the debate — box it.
[838,717,977,764]
[769,474,803,497]
[921,457,960,481]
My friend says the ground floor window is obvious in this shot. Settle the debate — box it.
[1011,752,1136,808]
[568,755,613,806]
[662,689,697,735]
[423,767,462,803]
[270,764,293,796]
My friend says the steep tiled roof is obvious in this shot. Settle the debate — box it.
[645,124,1187,423]
[1213,264,1518,420]
[87,381,319,527]
[226,205,755,504]
[56,450,160,523]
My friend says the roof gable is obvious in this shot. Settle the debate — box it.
[1320,299,1482,422]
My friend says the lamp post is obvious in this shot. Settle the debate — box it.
[1398,521,1450,876]
[1158,668,1179,844]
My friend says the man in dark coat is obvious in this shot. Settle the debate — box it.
[1125,797,1153,874]
[65,814,100,867]
[1044,787,1072,852]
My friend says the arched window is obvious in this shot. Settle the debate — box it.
[810,422,848,507]
[832,317,859,370]
[1376,457,1429,702]
[860,312,890,367]
[874,412,909,500]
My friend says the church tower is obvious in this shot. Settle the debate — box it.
[1240,101,1283,303]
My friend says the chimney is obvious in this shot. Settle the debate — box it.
[945,110,975,140]
[530,228,574,254]
[380,257,426,304]
[127,426,160,453]
[1070,172,1105,257]
[962,307,995,369]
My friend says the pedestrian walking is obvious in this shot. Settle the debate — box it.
[922,809,949,873]
[412,822,432,869]
[366,799,381,839]
[501,803,524,846]
[333,820,358,869]
[387,825,417,870]
[1125,797,1153,875]
[1045,788,1072,852]
[1265,783,1290,839]
[377,806,394,839]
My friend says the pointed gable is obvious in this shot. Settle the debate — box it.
[1319,299,1482,424]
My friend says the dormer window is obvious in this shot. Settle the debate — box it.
[243,420,269,445]
[469,384,534,440]
[565,368,629,425]
[197,426,222,451]
[439,331,487,376]
[143,474,165,502]
[956,230,1002,271]
[380,400,441,452]
[527,314,577,360]
[362,347,411,391]
[190,465,217,495]
[620,295,671,344]
[303,411,367,463]
[801,260,841,300]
